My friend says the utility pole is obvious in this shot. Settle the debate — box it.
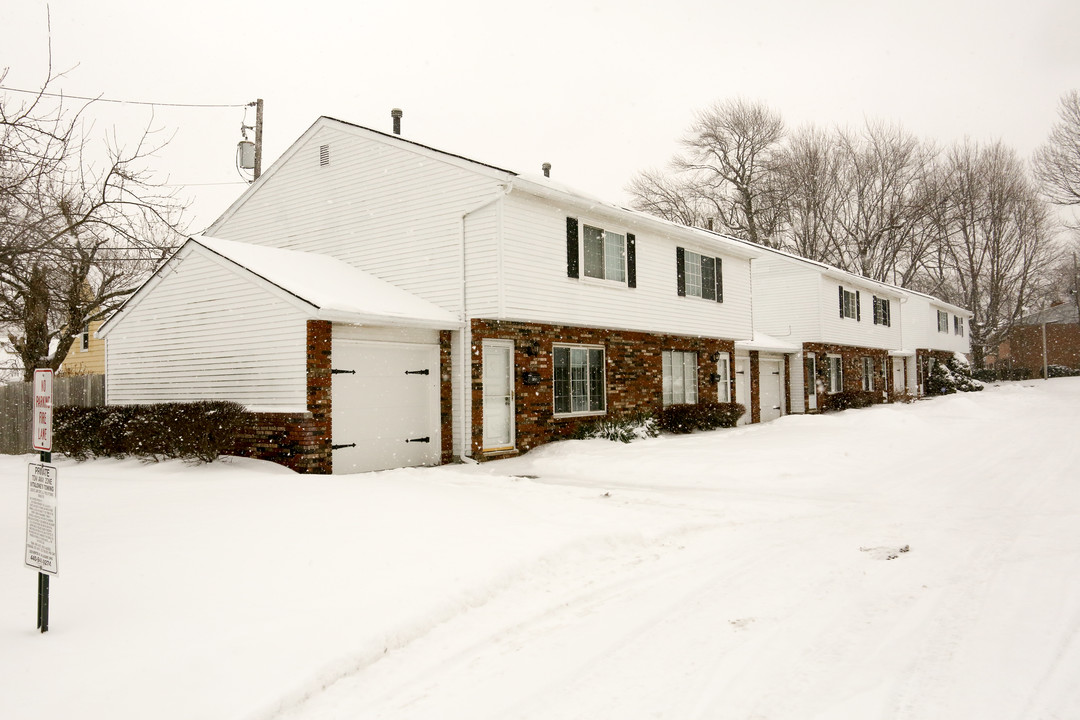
[254,98,264,180]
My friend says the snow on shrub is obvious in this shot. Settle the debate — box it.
[656,402,745,434]
[571,411,660,443]
[54,401,245,463]
[927,355,984,395]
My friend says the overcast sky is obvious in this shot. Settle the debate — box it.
[5,0,1079,232]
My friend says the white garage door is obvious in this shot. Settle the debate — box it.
[331,339,440,473]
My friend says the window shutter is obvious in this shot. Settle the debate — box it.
[884,300,890,327]
[872,296,879,325]
[855,290,861,321]
[839,286,845,318]
[626,233,636,288]
[566,217,579,278]
[676,247,686,296]
[715,257,724,303]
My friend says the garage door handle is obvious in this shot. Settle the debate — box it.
[332,443,356,450]
[331,369,356,375]
[405,369,430,375]
[406,436,431,444]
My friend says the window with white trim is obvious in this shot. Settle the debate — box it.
[553,345,605,415]
[676,248,723,302]
[827,355,843,393]
[937,310,949,333]
[872,296,891,326]
[80,324,90,352]
[715,352,731,403]
[861,357,874,391]
[954,316,964,336]
[663,350,699,406]
[583,224,626,282]
[839,286,860,320]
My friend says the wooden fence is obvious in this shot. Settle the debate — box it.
[0,374,105,454]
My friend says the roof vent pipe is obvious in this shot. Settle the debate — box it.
[391,108,403,135]
[542,162,551,178]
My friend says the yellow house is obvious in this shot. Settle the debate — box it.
[59,319,105,376]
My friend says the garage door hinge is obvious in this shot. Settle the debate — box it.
[331,369,356,375]
[404,368,430,375]
[406,436,431,443]
[331,443,357,450]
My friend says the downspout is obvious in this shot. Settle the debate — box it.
[458,182,514,458]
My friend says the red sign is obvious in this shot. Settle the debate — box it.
[32,369,53,452]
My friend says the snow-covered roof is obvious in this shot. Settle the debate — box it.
[734,332,802,354]
[1017,303,1079,326]
[100,236,460,336]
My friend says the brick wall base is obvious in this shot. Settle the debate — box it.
[470,319,736,460]
[803,342,892,410]
[232,411,331,473]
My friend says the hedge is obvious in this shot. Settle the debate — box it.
[54,401,245,463]
[656,402,745,434]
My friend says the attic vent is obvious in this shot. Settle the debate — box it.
[319,144,330,167]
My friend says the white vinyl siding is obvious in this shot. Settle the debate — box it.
[105,249,308,410]
[500,193,753,339]
[209,123,508,314]
[663,350,698,406]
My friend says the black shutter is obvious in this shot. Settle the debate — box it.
[872,296,879,325]
[855,290,861,321]
[701,256,716,301]
[566,217,579,278]
[839,286,845,318]
[884,299,890,327]
[676,247,686,296]
[716,257,724,303]
[626,233,636,288]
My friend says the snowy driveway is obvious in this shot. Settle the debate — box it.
[3,380,1079,719]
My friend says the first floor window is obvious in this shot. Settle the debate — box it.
[663,350,699,405]
[861,357,874,391]
[715,352,731,403]
[827,355,843,393]
[937,310,949,333]
[554,345,605,415]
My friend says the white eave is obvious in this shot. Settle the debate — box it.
[735,332,801,354]
[99,236,461,337]
[889,349,917,357]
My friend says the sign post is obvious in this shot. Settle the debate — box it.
[28,369,55,632]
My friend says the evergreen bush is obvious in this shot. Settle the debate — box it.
[824,390,876,411]
[656,402,745,434]
[571,411,660,443]
[926,355,984,394]
[54,401,245,463]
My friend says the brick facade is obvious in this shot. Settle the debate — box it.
[469,319,736,460]
[232,320,333,474]
[1003,324,1080,376]
[802,342,892,411]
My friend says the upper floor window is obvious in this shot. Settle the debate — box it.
[839,286,860,320]
[553,345,605,415]
[676,248,724,302]
[937,310,949,333]
[80,324,90,352]
[663,350,699,405]
[566,217,636,287]
[954,316,964,336]
[872,296,891,327]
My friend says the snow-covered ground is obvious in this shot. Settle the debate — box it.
[3,379,1080,720]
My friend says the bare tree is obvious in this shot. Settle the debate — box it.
[1033,90,1080,215]
[939,141,1060,367]
[1,68,184,379]
[628,98,785,245]
[772,125,841,262]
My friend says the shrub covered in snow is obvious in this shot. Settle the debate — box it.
[926,355,984,394]
[823,390,877,412]
[1048,364,1080,378]
[55,401,246,462]
[571,412,660,443]
[656,402,745,434]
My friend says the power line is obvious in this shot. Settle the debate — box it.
[0,85,250,109]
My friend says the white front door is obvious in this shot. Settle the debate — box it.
[482,340,515,451]
[893,357,905,395]
[806,353,818,411]
[734,356,751,426]
[759,358,784,423]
